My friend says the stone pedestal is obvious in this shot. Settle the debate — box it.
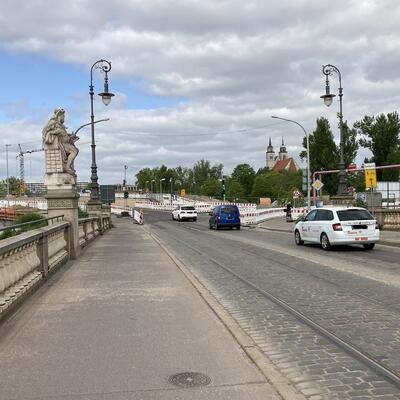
[87,200,103,218]
[330,194,355,206]
[46,189,80,259]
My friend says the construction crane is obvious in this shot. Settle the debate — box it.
[16,144,44,195]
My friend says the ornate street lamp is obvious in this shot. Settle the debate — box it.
[271,116,311,209]
[160,178,166,195]
[88,59,114,207]
[321,64,346,195]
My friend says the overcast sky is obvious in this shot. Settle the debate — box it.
[1,0,399,185]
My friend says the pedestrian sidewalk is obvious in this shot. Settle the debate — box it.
[0,218,281,400]
[259,217,400,248]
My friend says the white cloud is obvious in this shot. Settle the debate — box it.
[1,0,399,184]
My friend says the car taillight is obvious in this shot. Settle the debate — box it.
[332,223,342,231]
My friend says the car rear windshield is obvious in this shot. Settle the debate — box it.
[221,206,238,214]
[182,206,195,210]
[337,209,374,221]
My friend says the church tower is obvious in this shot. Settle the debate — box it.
[278,137,288,161]
[266,137,275,169]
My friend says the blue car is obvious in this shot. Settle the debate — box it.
[209,205,241,230]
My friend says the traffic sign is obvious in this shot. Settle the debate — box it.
[292,190,301,199]
[348,163,357,171]
[312,179,324,191]
[364,163,377,189]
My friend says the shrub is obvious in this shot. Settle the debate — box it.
[78,208,89,218]
[14,212,47,230]
[0,229,15,240]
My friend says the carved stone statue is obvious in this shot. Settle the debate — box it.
[42,109,79,185]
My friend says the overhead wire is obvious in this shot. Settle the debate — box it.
[113,121,284,138]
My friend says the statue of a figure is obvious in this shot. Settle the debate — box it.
[42,108,79,176]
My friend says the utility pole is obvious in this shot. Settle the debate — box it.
[5,144,11,197]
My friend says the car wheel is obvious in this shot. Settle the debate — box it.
[209,224,213,229]
[216,224,220,230]
[294,230,304,245]
[363,243,375,250]
[172,215,175,220]
[193,217,197,222]
[178,216,181,222]
[320,233,331,250]
[237,225,241,230]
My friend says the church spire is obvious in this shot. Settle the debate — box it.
[267,137,273,152]
[279,137,287,160]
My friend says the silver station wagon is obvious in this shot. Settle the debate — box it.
[294,206,380,250]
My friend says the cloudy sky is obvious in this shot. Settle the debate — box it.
[1,0,399,186]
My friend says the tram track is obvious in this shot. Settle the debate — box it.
[149,225,400,391]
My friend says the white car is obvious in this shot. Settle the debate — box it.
[172,205,197,222]
[294,206,379,250]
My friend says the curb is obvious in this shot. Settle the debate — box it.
[378,240,400,248]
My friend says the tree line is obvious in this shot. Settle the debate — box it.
[136,111,400,203]
[135,159,302,204]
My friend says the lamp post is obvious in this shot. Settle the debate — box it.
[145,180,149,192]
[169,177,173,203]
[321,64,346,196]
[160,178,166,200]
[271,116,311,209]
[151,179,155,193]
[88,59,114,208]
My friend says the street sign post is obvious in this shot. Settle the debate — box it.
[364,163,377,190]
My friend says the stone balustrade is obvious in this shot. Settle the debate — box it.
[78,216,112,247]
[0,215,112,319]
[0,221,69,315]
[372,209,400,231]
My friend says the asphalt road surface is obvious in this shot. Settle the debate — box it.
[145,209,400,399]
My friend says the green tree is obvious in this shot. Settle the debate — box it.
[300,118,359,195]
[226,179,245,201]
[193,159,223,189]
[300,118,338,195]
[200,178,221,198]
[231,164,255,197]
[354,112,400,180]
[251,171,301,204]
[0,181,6,197]
[135,168,154,191]
[5,176,23,196]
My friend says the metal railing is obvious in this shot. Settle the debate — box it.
[0,215,64,236]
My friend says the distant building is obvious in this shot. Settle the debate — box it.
[24,181,89,195]
[266,138,299,172]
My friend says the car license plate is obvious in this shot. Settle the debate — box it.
[355,237,368,241]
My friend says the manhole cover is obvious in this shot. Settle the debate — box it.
[168,372,211,388]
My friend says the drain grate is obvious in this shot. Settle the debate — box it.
[168,372,211,388]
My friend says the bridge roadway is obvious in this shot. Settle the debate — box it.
[1,210,400,399]
[145,210,400,399]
